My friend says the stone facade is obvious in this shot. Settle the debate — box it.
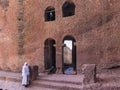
[0,0,120,73]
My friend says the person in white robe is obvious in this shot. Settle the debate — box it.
[22,62,30,87]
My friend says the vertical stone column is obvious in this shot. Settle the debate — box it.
[17,0,25,71]
[82,64,96,85]
[56,44,63,74]
[17,0,24,56]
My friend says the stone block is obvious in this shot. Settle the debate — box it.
[82,64,96,85]
[32,65,39,80]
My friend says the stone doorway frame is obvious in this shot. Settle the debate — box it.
[62,35,77,74]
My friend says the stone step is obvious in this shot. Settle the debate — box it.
[38,73,83,84]
[0,71,84,90]
[31,74,83,90]
[0,75,21,82]
[32,74,83,90]
[32,79,83,90]
[38,78,82,85]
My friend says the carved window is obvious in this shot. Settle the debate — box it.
[62,1,75,17]
[45,6,55,21]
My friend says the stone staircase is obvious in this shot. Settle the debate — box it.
[0,71,84,90]
[32,73,84,90]
[0,71,120,90]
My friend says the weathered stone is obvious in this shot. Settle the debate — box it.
[0,0,120,73]
[82,64,96,85]
[0,0,9,9]
[32,65,39,80]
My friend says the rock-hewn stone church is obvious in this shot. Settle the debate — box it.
[0,0,120,74]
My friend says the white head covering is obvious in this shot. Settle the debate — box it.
[22,62,30,78]
[24,62,28,66]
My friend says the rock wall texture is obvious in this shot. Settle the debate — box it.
[0,0,120,72]
[0,0,19,71]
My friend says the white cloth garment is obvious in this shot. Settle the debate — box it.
[22,62,30,85]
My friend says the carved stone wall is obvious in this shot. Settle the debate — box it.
[0,0,120,72]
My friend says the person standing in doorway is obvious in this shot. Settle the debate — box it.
[22,62,30,87]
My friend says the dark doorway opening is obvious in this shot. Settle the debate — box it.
[62,36,76,74]
[44,38,56,74]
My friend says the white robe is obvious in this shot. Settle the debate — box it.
[22,64,30,85]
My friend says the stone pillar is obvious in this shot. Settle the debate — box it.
[56,44,63,74]
[82,64,96,85]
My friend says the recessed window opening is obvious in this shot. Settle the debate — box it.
[45,6,55,21]
[62,1,75,17]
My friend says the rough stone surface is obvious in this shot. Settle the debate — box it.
[82,64,96,85]
[0,0,120,73]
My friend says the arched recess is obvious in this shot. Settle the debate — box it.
[45,6,56,21]
[44,38,56,73]
[62,35,77,74]
[62,0,75,17]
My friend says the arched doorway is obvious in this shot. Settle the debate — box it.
[62,36,76,74]
[44,38,56,73]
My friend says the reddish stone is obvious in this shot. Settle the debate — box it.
[82,64,96,85]
[0,0,120,73]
